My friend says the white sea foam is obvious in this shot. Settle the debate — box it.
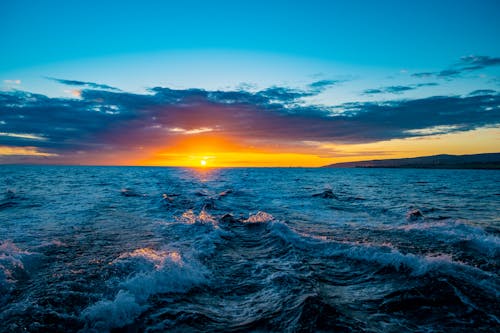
[81,290,144,331]
[0,241,30,304]
[335,243,456,276]
[38,239,68,248]
[177,209,217,225]
[82,247,207,331]
[268,221,497,281]
[190,225,231,259]
[0,241,27,271]
[244,211,274,223]
[397,220,500,258]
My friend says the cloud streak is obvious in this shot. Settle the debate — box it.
[307,79,343,93]
[46,77,121,91]
[362,83,438,95]
[412,55,500,79]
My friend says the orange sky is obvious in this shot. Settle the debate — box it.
[61,127,498,167]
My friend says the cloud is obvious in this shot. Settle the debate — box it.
[412,55,500,79]
[307,79,342,93]
[415,83,439,87]
[0,132,47,140]
[412,72,434,78]
[3,79,21,85]
[363,88,383,95]
[460,55,500,70]
[46,77,121,91]
[468,89,496,96]
[363,83,438,95]
[436,69,462,78]
[404,125,462,136]
[256,86,313,102]
[365,85,414,95]
[0,84,498,161]
[169,127,214,135]
[0,145,56,156]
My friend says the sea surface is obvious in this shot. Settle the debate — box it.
[0,166,499,332]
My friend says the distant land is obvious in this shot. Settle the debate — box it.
[323,153,500,169]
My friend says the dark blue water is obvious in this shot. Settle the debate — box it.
[0,166,499,332]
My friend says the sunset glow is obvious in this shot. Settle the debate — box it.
[0,1,498,166]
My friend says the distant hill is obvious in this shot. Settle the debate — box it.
[323,153,500,169]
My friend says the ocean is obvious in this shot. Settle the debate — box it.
[0,166,499,332]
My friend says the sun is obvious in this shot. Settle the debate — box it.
[200,159,207,167]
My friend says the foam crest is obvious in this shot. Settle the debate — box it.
[244,211,274,223]
[189,225,231,259]
[115,248,182,270]
[38,239,67,248]
[81,290,144,331]
[336,243,456,276]
[0,241,30,303]
[177,209,216,225]
[268,222,496,282]
[0,241,28,269]
[82,247,207,331]
[398,220,500,258]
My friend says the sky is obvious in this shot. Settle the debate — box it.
[0,0,499,167]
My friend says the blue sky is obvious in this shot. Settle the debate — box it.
[0,0,499,165]
[2,0,499,93]
[2,0,500,70]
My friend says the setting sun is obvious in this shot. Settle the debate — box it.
[200,159,207,166]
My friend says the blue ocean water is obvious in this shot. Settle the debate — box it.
[0,166,499,332]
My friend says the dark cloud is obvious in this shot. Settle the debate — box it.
[468,89,496,96]
[334,94,499,141]
[256,86,313,102]
[412,55,500,79]
[46,77,121,91]
[0,90,126,151]
[307,79,342,93]
[363,83,438,95]
[412,72,434,78]
[415,83,439,88]
[383,86,414,94]
[363,88,383,95]
[0,85,499,160]
[436,69,462,78]
[460,55,500,69]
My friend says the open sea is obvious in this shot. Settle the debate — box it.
[0,166,499,332]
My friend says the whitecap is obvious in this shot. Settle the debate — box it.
[397,220,500,258]
[0,241,30,304]
[244,211,274,223]
[81,247,207,331]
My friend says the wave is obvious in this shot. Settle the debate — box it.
[0,241,30,305]
[0,190,17,210]
[81,247,207,331]
[397,219,500,259]
[243,211,274,223]
[266,221,498,292]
